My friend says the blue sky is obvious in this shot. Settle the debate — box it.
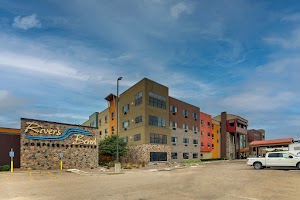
[0,0,300,139]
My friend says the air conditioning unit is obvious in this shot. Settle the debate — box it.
[124,112,127,115]
[194,145,198,147]
[185,144,188,146]
[185,130,188,132]
[194,131,197,134]
[172,112,176,115]
[194,118,197,121]
[184,115,187,118]
[173,127,176,130]
[124,128,127,131]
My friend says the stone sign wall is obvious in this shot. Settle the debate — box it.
[21,118,98,170]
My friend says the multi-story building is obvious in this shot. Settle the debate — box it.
[211,119,220,158]
[247,129,265,144]
[213,112,248,160]
[169,97,200,162]
[199,112,212,159]
[116,78,171,162]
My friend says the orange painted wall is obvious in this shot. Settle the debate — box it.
[109,98,117,136]
[200,112,212,153]
[211,122,220,158]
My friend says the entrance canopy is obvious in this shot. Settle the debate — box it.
[250,138,293,147]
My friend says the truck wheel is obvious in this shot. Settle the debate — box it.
[253,162,262,170]
[297,163,300,170]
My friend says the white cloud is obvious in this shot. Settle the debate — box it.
[170,2,192,19]
[0,51,87,80]
[221,91,295,112]
[12,14,41,30]
[264,28,300,49]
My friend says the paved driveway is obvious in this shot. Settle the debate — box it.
[1,161,299,200]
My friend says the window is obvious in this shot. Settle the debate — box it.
[212,124,214,129]
[150,152,167,161]
[171,137,178,143]
[208,143,211,148]
[170,105,177,112]
[105,128,108,133]
[149,92,166,109]
[135,92,142,106]
[183,153,189,159]
[111,126,114,132]
[201,131,204,136]
[183,138,189,144]
[208,132,211,138]
[134,134,141,141]
[212,134,214,139]
[149,115,166,127]
[171,152,178,159]
[111,112,114,119]
[99,131,102,135]
[99,119,102,126]
[122,121,129,128]
[135,115,142,123]
[124,136,128,142]
[217,139,219,143]
[201,142,204,147]
[105,115,108,123]
[183,124,188,130]
[192,113,198,119]
[150,133,167,144]
[193,153,198,158]
[193,126,198,132]
[201,120,204,126]
[183,109,189,117]
[207,122,211,127]
[268,153,280,158]
[170,121,177,128]
[122,104,130,113]
[229,122,234,127]
[212,143,214,149]
[193,139,198,144]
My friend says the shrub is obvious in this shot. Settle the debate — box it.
[0,165,10,171]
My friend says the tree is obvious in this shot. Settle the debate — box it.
[99,135,127,161]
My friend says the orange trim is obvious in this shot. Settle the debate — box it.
[0,127,20,134]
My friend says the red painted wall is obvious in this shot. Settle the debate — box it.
[200,112,212,152]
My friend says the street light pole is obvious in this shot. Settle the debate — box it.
[116,77,122,171]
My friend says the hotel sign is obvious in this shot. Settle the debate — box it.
[25,122,96,145]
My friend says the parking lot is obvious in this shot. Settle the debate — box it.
[0,160,299,200]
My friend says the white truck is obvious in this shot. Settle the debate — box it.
[247,151,300,170]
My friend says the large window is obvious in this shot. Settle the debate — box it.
[193,153,198,159]
[150,133,167,144]
[183,124,188,130]
[134,134,141,141]
[183,153,189,159]
[149,115,166,127]
[149,92,166,109]
[135,115,142,123]
[171,152,178,159]
[122,104,130,113]
[193,139,198,144]
[193,112,198,119]
[183,138,189,144]
[183,109,189,117]
[170,105,177,112]
[122,121,129,128]
[193,126,198,132]
[171,137,178,143]
[150,152,167,161]
[135,92,142,106]
[170,121,177,128]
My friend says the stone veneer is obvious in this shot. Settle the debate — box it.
[124,144,171,163]
[21,118,98,170]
